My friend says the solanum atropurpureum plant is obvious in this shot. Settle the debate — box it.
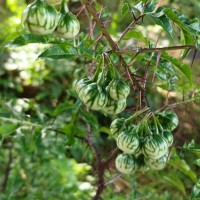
[2,0,199,199]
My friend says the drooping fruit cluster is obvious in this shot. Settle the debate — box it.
[22,0,80,38]
[111,108,178,174]
[74,56,130,114]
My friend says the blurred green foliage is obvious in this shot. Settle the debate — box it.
[0,0,200,200]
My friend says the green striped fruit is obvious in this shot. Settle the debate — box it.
[103,98,126,115]
[156,111,179,131]
[22,0,58,35]
[54,12,80,38]
[117,130,140,154]
[75,78,92,98]
[110,118,126,138]
[136,155,149,172]
[80,83,108,110]
[144,153,169,170]
[107,79,130,101]
[162,130,174,146]
[115,154,138,174]
[72,79,78,91]
[142,134,168,159]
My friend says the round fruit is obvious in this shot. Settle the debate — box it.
[162,130,174,146]
[110,118,126,138]
[103,98,126,115]
[156,111,179,131]
[117,130,140,154]
[76,78,92,98]
[115,154,138,174]
[107,79,130,101]
[22,0,58,35]
[54,0,80,38]
[136,155,149,172]
[142,134,168,159]
[80,83,108,110]
[54,12,80,38]
[144,153,169,170]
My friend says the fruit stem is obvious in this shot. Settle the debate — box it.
[152,114,163,134]
[104,54,120,79]
[60,0,69,14]
[125,107,150,124]
[91,55,103,82]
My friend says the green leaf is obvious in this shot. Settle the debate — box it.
[175,12,200,34]
[168,157,197,183]
[164,8,195,45]
[38,44,78,59]
[147,12,173,38]
[132,1,143,14]
[80,109,99,130]
[183,140,200,157]
[28,127,42,152]
[78,44,97,61]
[132,0,156,15]
[194,159,200,167]
[162,52,192,84]
[0,31,24,50]
[0,123,18,136]
[195,39,200,50]
[8,34,62,47]
[121,3,130,15]
[61,123,75,144]
[150,54,177,83]
[163,174,186,196]
[53,102,77,116]
[190,180,200,200]
[122,30,149,44]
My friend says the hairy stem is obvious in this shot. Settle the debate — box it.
[114,45,197,54]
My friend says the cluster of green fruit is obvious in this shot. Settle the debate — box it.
[110,107,178,174]
[22,0,80,38]
[74,57,130,114]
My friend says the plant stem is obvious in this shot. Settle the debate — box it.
[104,173,122,186]
[0,146,13,192]
[86,121,104,200]
[117,15,145,43]
[158,98,197,111]
[84,0,118,51]
[114,45,197,54]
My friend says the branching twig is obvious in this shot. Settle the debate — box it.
[86,123,100,164]
[114,45,197,54]
[86,122,105,200]
[157,98,197,112]
[76,4,86,17]
[84,0,118,51]
[0,147,13,193]
[104,173,122,186]
[117,15,145,43]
